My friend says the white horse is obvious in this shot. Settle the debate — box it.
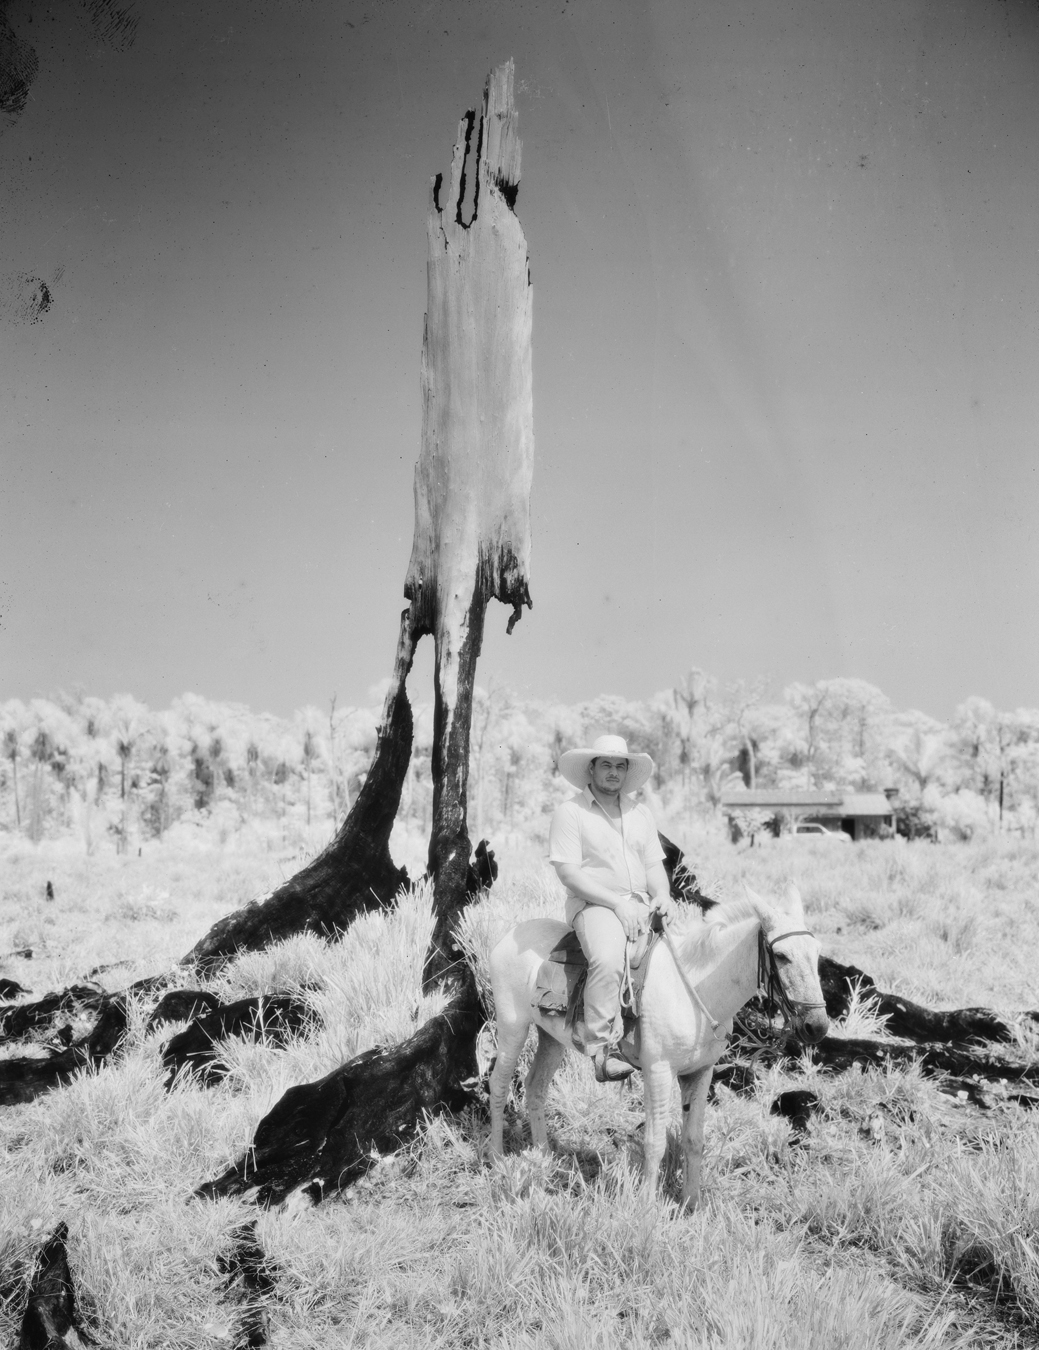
[487,884,829,1209]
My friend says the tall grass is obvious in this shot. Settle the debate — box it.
[1,836,1037,1346]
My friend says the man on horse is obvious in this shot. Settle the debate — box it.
[549,734,675,1083]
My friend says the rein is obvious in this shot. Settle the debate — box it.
[658,917,825,1044]
[660,921,723,1039]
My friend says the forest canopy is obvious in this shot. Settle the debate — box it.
[3,675,1038,853]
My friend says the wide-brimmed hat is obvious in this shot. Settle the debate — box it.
[557,734,654,795]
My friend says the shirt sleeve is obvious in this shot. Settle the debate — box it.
[548,799,583,869]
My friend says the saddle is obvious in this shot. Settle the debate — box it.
[532,913,665,1065]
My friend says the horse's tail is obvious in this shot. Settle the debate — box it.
[488,926,529,1035]
[489,918,567,1034]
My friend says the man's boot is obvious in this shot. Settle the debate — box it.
[592,1046,634,1083]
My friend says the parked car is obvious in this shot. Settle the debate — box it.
[791,822,851,843]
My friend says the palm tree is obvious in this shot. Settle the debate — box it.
[1,701,26,831]
[110,695,149,853]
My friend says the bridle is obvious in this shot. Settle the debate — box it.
[757,927,828,1030]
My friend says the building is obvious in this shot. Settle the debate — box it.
[721,788,898,841]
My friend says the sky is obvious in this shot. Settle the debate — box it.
[2,0,1038,722]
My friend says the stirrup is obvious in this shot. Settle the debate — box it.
[593,1048,634,1083]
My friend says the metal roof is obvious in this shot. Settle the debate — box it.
[721,789,842,808]
[722,788,893,816]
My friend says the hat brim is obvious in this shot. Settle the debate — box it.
[557,748,654,795]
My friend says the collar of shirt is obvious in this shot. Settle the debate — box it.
[580,785,635,818]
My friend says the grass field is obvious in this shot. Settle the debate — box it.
[1,835,1038,1348]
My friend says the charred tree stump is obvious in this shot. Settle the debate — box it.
[161,995,315,1087]
[770,1089,821,1140]
[17,1223,96,1350]
[196,988,482,1208]
[184,62,532,983]
[659,833,712,909]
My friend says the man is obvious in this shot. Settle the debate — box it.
[548,734,675,1082]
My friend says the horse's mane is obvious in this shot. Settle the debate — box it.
[671,894,761,966]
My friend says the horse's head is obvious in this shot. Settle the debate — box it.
[746,883,829,1045]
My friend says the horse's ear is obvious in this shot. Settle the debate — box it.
[742,882,765,908]
[784,883,804,915]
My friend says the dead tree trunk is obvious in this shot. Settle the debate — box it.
[413,60,533,986]
[189,65,533,1203]
[184,62,533,979]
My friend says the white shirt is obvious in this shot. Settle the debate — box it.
[548,786,666,924]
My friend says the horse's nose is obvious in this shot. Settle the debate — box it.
[800,1009,829,1044]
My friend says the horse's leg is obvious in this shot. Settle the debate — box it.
[676,1065,714,1211]
[524,1025,566,1151]
[641,1062,674,1198]
[488,1016,531,1157]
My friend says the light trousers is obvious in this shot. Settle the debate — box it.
[571,903,628,1054]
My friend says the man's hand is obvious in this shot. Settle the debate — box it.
[614,897,649,942]
[652,896,677,923]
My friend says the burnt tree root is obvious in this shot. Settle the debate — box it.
[162,995,315,1087]
[0,985,109,1043]
[195,988,483,1208]
[218,1222,279,1350]
[0,996,128,1107]
[17,1223,97,1350]
[725,1005,1038,1098]
[803,1034,1039,1089]
[819,955,1016,1045]
[145,989,223,1034]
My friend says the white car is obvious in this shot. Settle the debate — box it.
[792,822,851,843]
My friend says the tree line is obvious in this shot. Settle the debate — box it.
[2,674,1038,852]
